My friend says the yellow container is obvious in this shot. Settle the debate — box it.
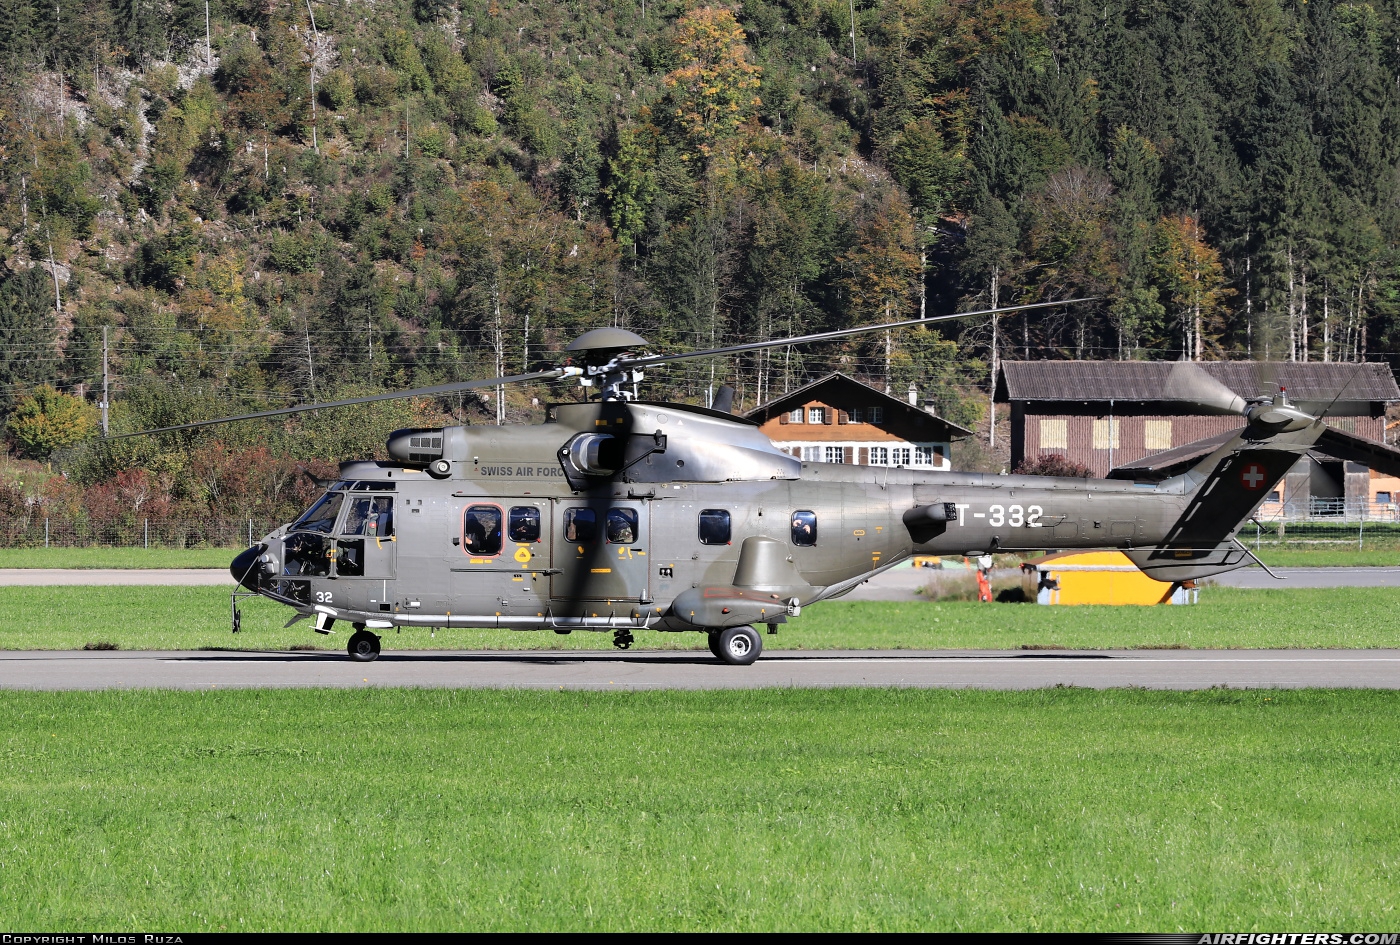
[1028,550,1196,605]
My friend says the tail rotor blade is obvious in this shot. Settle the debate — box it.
[1163,362,1249,415]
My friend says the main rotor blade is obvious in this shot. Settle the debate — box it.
[108,368,568,439]
[627,299,1096,369]
[1163,362,1249,415]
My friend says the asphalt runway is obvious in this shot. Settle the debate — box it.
[3,648,1398,691]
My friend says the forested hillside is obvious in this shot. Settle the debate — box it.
[1,0,1399,520]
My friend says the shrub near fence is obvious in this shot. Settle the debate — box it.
[0,517,280,549]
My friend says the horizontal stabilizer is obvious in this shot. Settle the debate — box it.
[1315,427,1400,479]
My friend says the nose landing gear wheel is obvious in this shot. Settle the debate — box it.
[348,630,381,662]
[715,625,762,666]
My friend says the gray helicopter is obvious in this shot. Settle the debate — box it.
[125,303,1398,664]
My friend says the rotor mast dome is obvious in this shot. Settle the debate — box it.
[566,328,652,402]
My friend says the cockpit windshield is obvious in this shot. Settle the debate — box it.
[293,491,345,534]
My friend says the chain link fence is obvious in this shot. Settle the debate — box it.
[1248,500,1400,551]
[0,517,280,549]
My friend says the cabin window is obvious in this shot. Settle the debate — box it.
[808,406,826,424]
[606,508,638,544]
[791,510,818,546]
[294,492,344,535]
[698,509,731,545]
[563,508,597,542]
[463,505,503,556]
[342,496,393,537]
[868,407,883,424]
[508,506,542,542]
[788,408,804,423]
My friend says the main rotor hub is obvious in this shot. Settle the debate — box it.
[566,328,651,401]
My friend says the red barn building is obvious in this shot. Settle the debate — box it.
[997,361,1400,513]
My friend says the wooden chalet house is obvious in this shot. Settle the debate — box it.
[746,373,972,470]
[996,361,1400,514]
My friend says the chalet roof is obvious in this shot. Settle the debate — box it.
[997,361,1399,407]
[745,372,974,439]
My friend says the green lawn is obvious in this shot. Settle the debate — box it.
[1,687,1395,930]
[1251,548,1400,567]
[0,584,1395,651]
[0,547,242,569]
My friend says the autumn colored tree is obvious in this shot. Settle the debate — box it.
[7,385,96,459]
[837,194,920,391]
[1155,214,1233,361]
[663,7,762,160]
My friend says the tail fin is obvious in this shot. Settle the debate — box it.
[1126,395,1323,582]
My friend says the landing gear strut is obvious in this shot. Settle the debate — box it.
[348,629,381,662]
[613,628,635,650]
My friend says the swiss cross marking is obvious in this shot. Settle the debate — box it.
[1240,463,1267,490]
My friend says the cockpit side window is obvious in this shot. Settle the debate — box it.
[791,510,817,546]
[343,496,393,538]
[463,505,503,556]
[294,492,344,535]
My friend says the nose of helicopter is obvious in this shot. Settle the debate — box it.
[230,545,264,591]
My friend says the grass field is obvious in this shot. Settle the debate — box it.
[1,687,1395,930]
[1252,548,1400,567]
[0,584,1396,651]
[0,547,242,569]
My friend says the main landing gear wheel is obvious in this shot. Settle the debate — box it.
[347,629,381,662]
[715,626,762,666]
[706,631,724,659]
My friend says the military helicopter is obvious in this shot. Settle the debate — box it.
[122,301,1398,664]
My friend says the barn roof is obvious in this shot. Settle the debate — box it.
[746,372,974,439]
[997,361,1399,407]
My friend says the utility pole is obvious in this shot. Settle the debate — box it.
[989,266,999,451]
[305,0,321,154]
[205,1,212,69]
[100,326,109,435]
[848,0,857,60]
[46,228,61,316]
